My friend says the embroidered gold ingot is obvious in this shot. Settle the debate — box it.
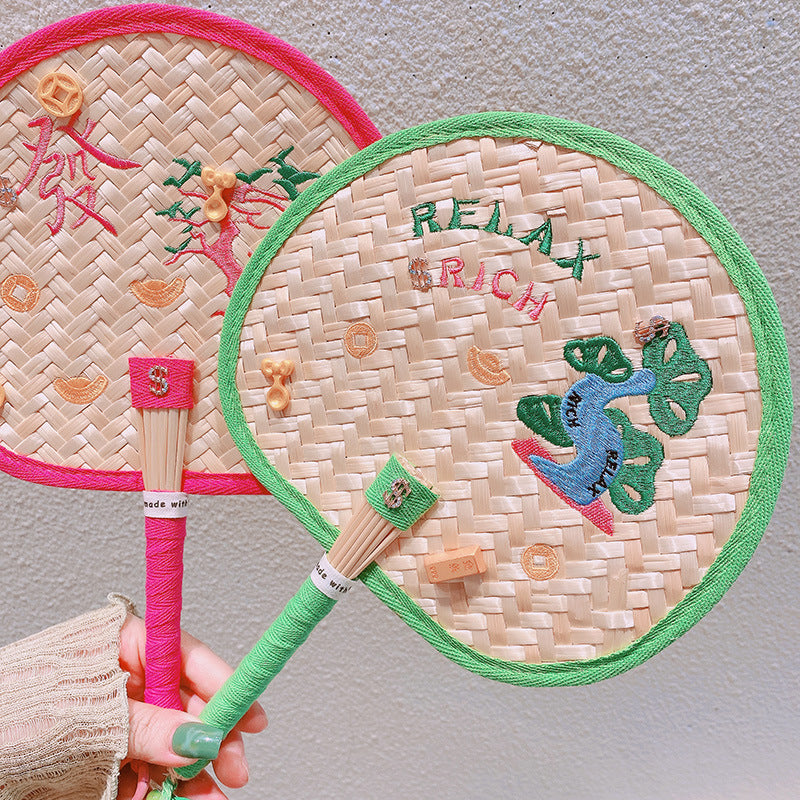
[37,72,83,117]
[344,322,378,358]
[1,274,40,312]
[261,358,294,412]
[467,345,510,386]
[201,166,236,222]
[0,177,17,209]
[383,477,411,509]
[53,375,109,404]
[521,544,559,581]
[129,277,186,308]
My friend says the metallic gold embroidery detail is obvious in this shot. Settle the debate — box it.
[467,345,510,386]
[201,166,236,222]
[0,177,17,209]
[261,358,294,412]
[408,257,432,291]
[129,277,186,307]
[521,544,559,581]
[383,477,411,509]
[53,375,109,404]
[344,322,378,358]
[634,315,671,345]
[37,72,83,117]
[1,274,40,312]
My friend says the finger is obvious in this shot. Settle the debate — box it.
[127,700,222,768]
[179,768,234,800]
[182,688,267,735]
[120,614,266,732]
[182,693,251,788]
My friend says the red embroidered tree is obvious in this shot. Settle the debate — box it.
[157,151,319,297]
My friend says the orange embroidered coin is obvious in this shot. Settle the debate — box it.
[344,322,378,358]
[52,375,109,404]
[467,345,510,386]
[129,277,186,308]
[37,72,83,117]
[1,275,40,312]
[521,544,559,581]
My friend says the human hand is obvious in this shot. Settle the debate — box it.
[116,614,267,800]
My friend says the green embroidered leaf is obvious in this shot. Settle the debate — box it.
[642,322,712,436]
[605,408,664,515]
[516,394,574,447]
[564,336,634,383]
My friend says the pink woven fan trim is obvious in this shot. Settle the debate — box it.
[0,443,269,495]
[0,4,381,149]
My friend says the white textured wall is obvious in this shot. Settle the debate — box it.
[1,2,797,798]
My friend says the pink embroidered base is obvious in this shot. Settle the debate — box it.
[512,438,614,536]
[0,4,381,496]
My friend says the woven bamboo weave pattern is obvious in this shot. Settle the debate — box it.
[237,137,761,664]
[0,33,360,474]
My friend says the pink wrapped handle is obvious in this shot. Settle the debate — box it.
[144,514,186,710]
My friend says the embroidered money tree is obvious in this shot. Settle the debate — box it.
[156,148,319,296]
[516,323,712,519]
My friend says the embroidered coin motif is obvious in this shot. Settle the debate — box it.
[467,345,510,386]
[521,544,559,581]
[36,72,83,117]
[1,275,40,312]
[0,177,17,209]
[344,322,378,358]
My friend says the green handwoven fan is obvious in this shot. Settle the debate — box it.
[177,114,789,773]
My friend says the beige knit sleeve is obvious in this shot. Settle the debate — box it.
[0,597,131,800]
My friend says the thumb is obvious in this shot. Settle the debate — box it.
[127,700,225,767]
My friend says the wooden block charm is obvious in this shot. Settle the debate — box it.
[425,546,486,584]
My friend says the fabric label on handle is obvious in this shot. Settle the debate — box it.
[310,554,356,599]
[142,491,189,518]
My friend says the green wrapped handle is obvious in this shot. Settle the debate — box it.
[175,576,336,780]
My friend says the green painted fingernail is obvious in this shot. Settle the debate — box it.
[171,723,224,760]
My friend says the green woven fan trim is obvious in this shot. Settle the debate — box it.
[219,112,791,686]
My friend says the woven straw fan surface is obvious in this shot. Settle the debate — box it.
[0,4,379,492]
[222,114,789,682]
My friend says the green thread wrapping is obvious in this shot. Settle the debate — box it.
[564,336,634,383]
[364,455,439,530]
[175,577,336,779]
[516,393,574,447]
[219,112,791,686]
[642,322,713,436]
[604,408,665,514]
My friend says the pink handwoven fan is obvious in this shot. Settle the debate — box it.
[0,4,379,713]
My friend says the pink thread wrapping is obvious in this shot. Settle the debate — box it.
[144,514,186,710]
[129,357,195,409]
[512,438,614,536]
[0,4,381,149]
